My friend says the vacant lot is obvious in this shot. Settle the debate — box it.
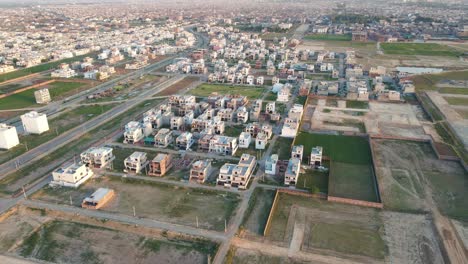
[444,96,468,106]
[266,193,386,260]
[381,43,461,57]
[18,220,216,264]
[304,34,351,41]
[296,168,329,194]
[329,162,378,202]
[0,81,86,110]
[189,84,265,99]
[373,139,467,220]
[0,206,218,264]
[273,137,293,160]
[241,188,276,236]
[412,70,468,91]
[346,100,369,109]
[156,76,199,96]
[226,247,308,264]
[438,87,468,95]
[32,176,240,231]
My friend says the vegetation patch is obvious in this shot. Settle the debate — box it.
[189,84,265,99]
[381,43,462,57]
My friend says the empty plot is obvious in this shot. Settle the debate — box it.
[266,193,386,260]
[241,188,276,235]
[444,96,468,106]
[381,43,461,57]
[329,162,377,202]
[189,84,265,99]
[32,176,240,231]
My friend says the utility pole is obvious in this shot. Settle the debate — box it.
[196,216,199,228]
[70,195,73,206]
[225,219,227,233]
[55,127,59,136]
[22,186,27,199]
[133,206,136,217]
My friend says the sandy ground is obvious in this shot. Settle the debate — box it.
[382,211,444,264]
[452,220,468,250]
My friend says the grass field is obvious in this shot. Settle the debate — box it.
[329,162,378,202]
[444,97,468,106]
[296,168,329,194]
[381,43,462,57]
[304,34,352,41]
[307,222,385,259]
[33,175,240,231]
[273,137,293,160]
[0,54,93,82]
[438,87,468,95]
[241,188,276,235]
[189,84,265,99]
[346,100,369,109]
[18,220,218,264]
[0,81,86,110]
[412,70,468,91]
[0,104,116,165]
[267,193,385,259]
[294,132,372,164]
[294,132,377,202]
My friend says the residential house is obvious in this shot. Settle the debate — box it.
[255,132,268,150]
[310,146,323,167]
[217,154,256,189]
[154,128,173,148]
[208,135,238,156]
[176,132,194,150]
[238,132,252,149]
[148,153,173,176]
[50,162,94,188]
[80,147,115,169]
[277,86,290,102]
[265,154,279,175]
[291,145,304,161]
[124,151,149,174]
[124,121,144,144]
[0,123,19,150]
[190,160,213,183]
[21,111,49,135]
[82,188,115,210]
[284,158,301,186]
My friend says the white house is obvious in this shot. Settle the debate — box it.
[124,151,149,174]
[123,121,144,144]
[21,111,49,134]
[265,154,279,175]
[50,162,94,188]
[291,145,304,161]
[277,86,290,102]
[80,147,115,169]
[310,146,323,167]
[217,154,256,189]
[238,132,252,149]
[0,123,20,150]
[284,158,301,186]
[255,132,268,150]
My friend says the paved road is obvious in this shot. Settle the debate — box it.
[0,76,184,180]
[21,199,226,242]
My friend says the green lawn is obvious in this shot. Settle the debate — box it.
[274,137,293,160]
[309,222,386,259]
[346,100,369,109]
[0,81,87,110]
[304,34,352,41]
[294,132,372,164]
[48,81,86,98]
[329,162,378,202]
[412,70,468,91]
[264,92,276,101]
[381,43,462,57]
[438,87,468,95]
[189,84,265,99]
[224,125,245,137]
[0,54,93,82]
[444,97,468,106]
[296,168,329,194]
